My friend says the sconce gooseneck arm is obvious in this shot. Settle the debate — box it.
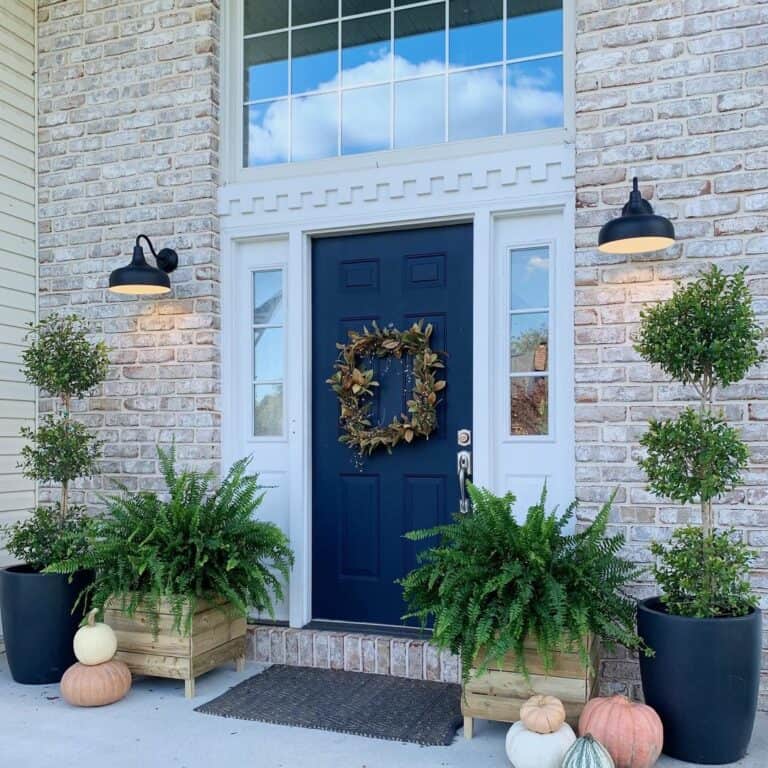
[135,234,159,260]
[133,234,178,274]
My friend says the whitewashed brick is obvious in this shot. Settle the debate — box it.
[714,48,768,72]
[686,73,743,95]
[577,50,627,73]
[688,31,744,54]
[718,91,764,111]
[576,0,768,705]
[684,197,740,217]
[37,0,220,497]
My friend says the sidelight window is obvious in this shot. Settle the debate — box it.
[241,0,564,167]
[508,245,550,437]
[252,269,285,437]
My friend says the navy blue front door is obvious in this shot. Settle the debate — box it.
[312,224,473,626]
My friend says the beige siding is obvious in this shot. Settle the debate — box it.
[0,0,36,537]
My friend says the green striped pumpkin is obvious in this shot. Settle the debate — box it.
[562,735,615,768]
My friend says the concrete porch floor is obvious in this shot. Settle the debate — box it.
[1,655,765,768]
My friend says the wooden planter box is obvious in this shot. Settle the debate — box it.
[104,595,247,698]
[461,635,598,739]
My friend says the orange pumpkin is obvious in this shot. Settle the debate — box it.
[60,660,132,707]
[520,694,567,734]
[579,695,663,768]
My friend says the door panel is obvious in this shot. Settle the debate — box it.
[312,224,473,625]
[402,475,445,575]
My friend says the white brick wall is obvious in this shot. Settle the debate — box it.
[36,0,221,501]
[575,0,768,708]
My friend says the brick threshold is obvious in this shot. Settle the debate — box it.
[246,624,460,684]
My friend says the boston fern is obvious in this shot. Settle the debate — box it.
[51,446,294,634]
[400,484,644,683]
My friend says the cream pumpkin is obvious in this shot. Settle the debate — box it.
[73,608,118,665]
[579,695,663,768]
[520,694,567,734]
[505,721,576,768]
[60,661,132,707]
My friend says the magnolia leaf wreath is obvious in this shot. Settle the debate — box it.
[327,321,446,456]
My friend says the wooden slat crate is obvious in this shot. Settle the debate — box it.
[461,635,598,739]
[104,594,247,698]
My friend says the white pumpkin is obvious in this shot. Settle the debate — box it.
[73,608,118,666]
[505,721,576,768]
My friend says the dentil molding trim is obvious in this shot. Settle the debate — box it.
[218,144,575,224]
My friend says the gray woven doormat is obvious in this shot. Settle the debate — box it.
[195,664,462,746]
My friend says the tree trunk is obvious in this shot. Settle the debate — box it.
[60,393,71,523]
[701,499,714,539]
[699,371,714,594]
[60,479,68,523]
[699,373,715,536]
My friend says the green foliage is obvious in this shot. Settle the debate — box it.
[19,414,102,486]
[651,526,757,618]
[2,505,93,572]
[640,408,749,506]
[635,265,764,390]
[399,485,644,684]
[49,446,295,635]
[22,314,110,402]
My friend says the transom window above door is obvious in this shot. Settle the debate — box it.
[242,0,564,167]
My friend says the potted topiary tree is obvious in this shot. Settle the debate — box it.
[0,314,109,684]
[634,266,763,764]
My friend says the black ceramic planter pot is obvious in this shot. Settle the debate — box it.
[638,596,761,765]
[0,565,93,684]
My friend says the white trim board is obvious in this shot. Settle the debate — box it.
[220,142,575,627]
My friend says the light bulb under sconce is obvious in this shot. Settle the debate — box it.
[598,177,675,255]
[109,234,178,295]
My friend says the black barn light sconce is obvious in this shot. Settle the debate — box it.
[598,177,675,255]
[108,234,178,295]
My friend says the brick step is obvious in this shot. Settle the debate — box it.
[246,625,460,683]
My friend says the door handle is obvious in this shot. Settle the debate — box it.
[457,450,472,514]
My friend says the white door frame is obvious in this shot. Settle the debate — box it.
[221,144,575,628]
